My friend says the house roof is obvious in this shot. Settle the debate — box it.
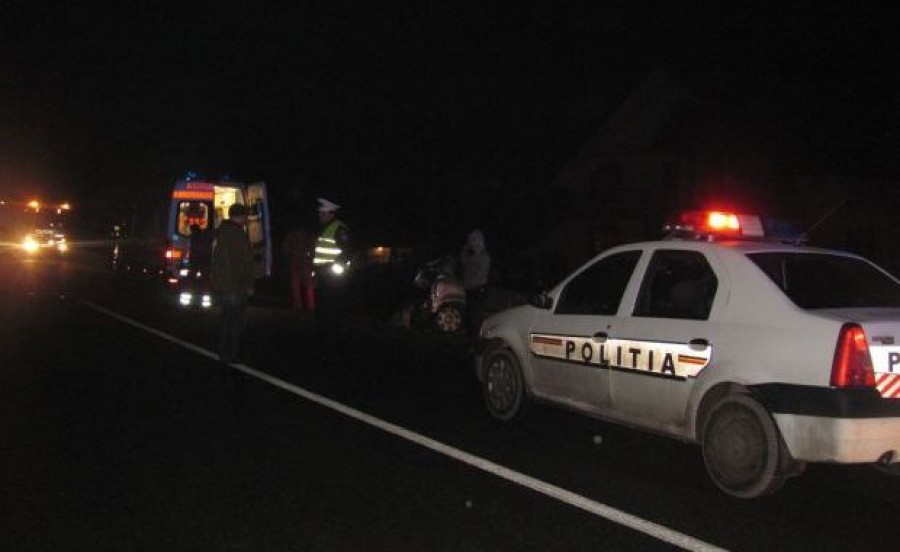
[551,68,699,190]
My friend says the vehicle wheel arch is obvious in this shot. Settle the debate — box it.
[480,345,531,421]
[693,382,785,442]
[476,328,533,382]
[476,338,508,381]
[696,385,805,498]
[693,382,750,442]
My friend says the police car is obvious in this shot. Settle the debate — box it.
[476,210,900,498]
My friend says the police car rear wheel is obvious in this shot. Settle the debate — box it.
[434,303,464,333]
[702,394,788,498]
[483,349,527,421]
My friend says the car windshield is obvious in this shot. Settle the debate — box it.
[748,252,900,309]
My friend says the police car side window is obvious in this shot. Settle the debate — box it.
[555,250,641,316]
[633,250,718,320]
[749,252,900,308]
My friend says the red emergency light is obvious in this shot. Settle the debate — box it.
[664,210,765,240]
[705,211,740,232]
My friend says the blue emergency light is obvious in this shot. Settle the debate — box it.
[664,210,808,244]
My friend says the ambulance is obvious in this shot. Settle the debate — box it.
[165,177,272,307]
[476,209,900,498]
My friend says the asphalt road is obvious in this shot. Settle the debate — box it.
[2,246,900,551]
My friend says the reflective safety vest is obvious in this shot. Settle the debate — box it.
[313,220,347,266]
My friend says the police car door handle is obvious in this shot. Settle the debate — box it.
[689,338,710,350]
[592,332,609,343]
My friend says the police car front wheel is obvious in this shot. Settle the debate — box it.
[482,348,528,421]
[701,394,791,498]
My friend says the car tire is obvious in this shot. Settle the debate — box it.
[482,348,528,421]
[701,393,790,498]
[434,302,465,333]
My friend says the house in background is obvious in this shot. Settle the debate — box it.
[532,68,702,278]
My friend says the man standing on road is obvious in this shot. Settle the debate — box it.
[312,197,350,364]
[211,203,255,365]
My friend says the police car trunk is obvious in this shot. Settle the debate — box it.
[681,217,900,467]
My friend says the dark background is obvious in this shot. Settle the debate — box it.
[3,2,900,262]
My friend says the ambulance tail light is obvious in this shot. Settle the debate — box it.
[831,323,876,388]
[164,241,183,262]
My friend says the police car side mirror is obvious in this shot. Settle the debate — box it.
[531,292,553,310]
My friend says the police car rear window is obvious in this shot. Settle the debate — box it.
[748,252,900,309]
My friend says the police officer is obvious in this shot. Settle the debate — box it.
[313,198,350,363]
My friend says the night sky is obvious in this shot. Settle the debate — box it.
[3,2,900,245]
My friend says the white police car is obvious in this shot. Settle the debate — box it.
[476,210,900,498]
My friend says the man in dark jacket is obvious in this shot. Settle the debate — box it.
[211,203,255,364]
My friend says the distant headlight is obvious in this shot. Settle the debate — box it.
[57,241,68,253]
[330,263,346,275]
[22,236,39,253]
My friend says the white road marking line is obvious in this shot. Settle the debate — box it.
[79,299,726,552]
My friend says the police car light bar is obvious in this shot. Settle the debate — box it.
[664,210,766,240]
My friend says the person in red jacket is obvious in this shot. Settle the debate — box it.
[283,221,316,312]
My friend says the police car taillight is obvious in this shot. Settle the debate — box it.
[831,323,876,388]
[664,210,765,240]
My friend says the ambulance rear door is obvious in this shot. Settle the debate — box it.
[244,181,272,278]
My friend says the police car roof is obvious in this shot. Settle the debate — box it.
[605,238,862,259]
[711,239,860,257]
